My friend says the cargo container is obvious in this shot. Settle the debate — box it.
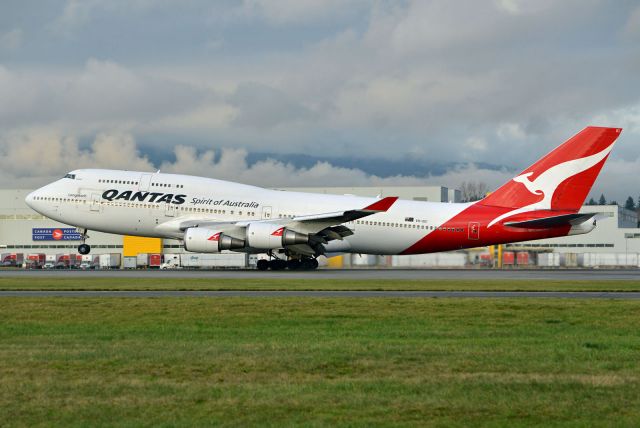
[502,251,515,266]
[391,253,466,268]
[537,253,560,267]
[25,253,46,269]
[180,253,246,269]
[99,253,121,269]
[581,253,639,267]
[516,252,530,266]
[560,253,578,267]
[123,256,137,269]
[149,253,162,268]
[1,253,24,267]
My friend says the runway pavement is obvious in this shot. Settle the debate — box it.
[1,290,640,298]
[1,268,638,280]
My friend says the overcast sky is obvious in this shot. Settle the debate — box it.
[1,0,639,201]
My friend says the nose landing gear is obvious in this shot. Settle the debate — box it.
[77,229,91,255]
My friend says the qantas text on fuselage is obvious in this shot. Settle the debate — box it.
[25,127,622,270]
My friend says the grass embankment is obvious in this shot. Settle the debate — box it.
[1,298,640,426]
[1,277,640,291]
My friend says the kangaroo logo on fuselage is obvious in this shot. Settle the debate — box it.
[488,143,615,227]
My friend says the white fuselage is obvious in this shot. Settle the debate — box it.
[25,169,472,255]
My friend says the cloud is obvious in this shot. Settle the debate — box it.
[0,29,23,51]
[0,59,208,132]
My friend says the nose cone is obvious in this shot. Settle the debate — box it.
[25,191,36,210]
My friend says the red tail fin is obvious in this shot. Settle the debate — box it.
[479,126,621,213]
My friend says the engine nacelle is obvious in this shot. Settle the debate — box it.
[246,223,309,249]
[184,228,245,253]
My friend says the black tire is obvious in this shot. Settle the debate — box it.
[301,258,319,270]
[78,244,91,255]
[257,259,269,271]
[269,259,287,270]
[287,259,301,270]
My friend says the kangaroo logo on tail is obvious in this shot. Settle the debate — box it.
[488,142,615,227]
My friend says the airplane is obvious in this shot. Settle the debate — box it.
[25,126,621,270]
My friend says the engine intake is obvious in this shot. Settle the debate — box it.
[184,228,245,253]
[246,223,309,249]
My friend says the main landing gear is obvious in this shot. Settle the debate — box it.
[77,229,91,255]
[256,254,319,271]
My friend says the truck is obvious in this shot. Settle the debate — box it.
[99,253,121,269]
[25,253,46,269]
[160,254,181,269]
[56,254,81,269]
[1,253,24,267]
[80,254,94,270]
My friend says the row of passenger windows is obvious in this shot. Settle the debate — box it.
[99,179,139,185]
[96,179,185,189]
[354,219,464,232]
[152,182,185,189]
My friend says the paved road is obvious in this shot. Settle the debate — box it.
[1,290,640,299]
[1,268,638,280]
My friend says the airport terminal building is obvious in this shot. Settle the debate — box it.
[1,187,639,268]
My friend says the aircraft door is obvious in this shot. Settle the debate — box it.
[468,222,480,240]
[165,203,175,217]
[261,206,272,220]
[90,193,101,212]
[139,174,152,191]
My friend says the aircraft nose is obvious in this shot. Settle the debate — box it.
[25,190,36,209]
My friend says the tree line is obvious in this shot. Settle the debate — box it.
[460,180,639,211]
[585,194,639,211]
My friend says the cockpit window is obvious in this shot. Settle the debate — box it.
[63,173,76,179]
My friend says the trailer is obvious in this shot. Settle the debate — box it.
[55,254,81,269]
[25,253,46,269]
[1,253,24,267]
[180,253,246,269]
[99,253,121,269]
[123,256,137,269]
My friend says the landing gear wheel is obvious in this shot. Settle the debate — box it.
[269,259,287,270]
[257,259,269,271]
[287,259,302,270]
[78,244,91,255]
[301,258,319,270]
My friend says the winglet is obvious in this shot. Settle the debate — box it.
[363,196,398,212]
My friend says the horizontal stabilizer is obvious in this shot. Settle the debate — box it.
[504,213,599,229]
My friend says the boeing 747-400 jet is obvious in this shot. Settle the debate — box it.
[25,126,621,270]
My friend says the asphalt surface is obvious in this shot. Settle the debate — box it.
[1,290,640,298]
[1,268,638,280]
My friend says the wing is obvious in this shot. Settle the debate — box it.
[173,196,399,256]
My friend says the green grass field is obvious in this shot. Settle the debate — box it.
[2,276,640,291]
[1,297,640,426]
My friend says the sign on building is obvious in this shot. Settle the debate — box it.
[32,228,82,241]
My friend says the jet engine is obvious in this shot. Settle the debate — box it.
[184,228,245,253]
[245,222,309,249]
